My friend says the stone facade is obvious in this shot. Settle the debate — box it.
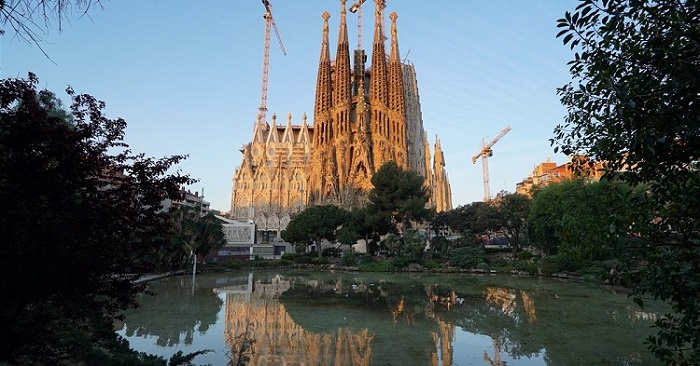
[231,0,452,241]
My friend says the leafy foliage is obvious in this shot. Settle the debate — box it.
[528,180,641,259]
[281,205,348,256]
[450,247,487,269]
[555,1,700,363]
[336,206,383,253]
[160,206,226,272]
[0,74,196,364]
[367,161,433,235]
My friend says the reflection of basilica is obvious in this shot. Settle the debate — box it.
[215,277,542,366]
[217,274,373,365]
[484,287,537,324]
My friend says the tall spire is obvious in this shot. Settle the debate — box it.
[388,12,405,115]
[334,0,352,132]
[434,135,445,166]
[369,0,388,107]
[314,11,333,147]
[387,11,406,166]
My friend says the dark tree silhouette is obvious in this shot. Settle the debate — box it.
[0,74,195,365]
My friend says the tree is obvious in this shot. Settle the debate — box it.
[529,180,637,259]
[336,206,384,254]
[495,193,531,255]
[281,205,348,257]
[367,161,433,236]
[164,206,226,271]
[1,0,102,56]
[556,1,700,362]
[0,74,196,365]
[444,201,490,236]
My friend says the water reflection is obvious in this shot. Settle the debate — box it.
[217,274,373,365]
[116,276,223,347]
[117,272,666,366]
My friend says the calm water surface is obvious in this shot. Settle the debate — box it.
[115,271,665,365]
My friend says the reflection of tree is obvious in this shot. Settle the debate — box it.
[223,274,373,366]
[125,272,665,366]
[121,276,223,347]
[484,287,537,324]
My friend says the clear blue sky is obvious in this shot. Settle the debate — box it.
[1,0,580,211]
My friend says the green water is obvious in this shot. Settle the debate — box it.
[116,271,666,365]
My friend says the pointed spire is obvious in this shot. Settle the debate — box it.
[389,12,400,63]
[282,113,294,143]
[370,0,388,106]
[338,0,349,45]
[387,11,405,139]
[268,113,279,143]
[334,0,352,128]
[314,11,333,146]
[253,113,267,143]
[298,113,310,144]
[434,135,444,165]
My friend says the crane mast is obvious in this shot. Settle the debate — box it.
[471,125,511,202]
[259,0,286,125]
[349,0,366,50]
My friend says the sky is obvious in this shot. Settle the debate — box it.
[1,0,581,211]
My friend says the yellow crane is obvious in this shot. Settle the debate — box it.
[259,0,286,125]
[472,125,511,202]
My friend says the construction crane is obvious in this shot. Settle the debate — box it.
[259,0,286,125]
[472,125,511,202]
[349,0,366,50]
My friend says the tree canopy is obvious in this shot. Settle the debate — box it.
[0,74,195,365]
[281,204,348,256]
[367,161,432,235]
[556,1,700,363]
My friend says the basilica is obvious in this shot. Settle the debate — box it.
[230,0,452,242]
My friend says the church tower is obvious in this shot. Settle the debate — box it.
[307,0,418,207]
[231,0,452,242]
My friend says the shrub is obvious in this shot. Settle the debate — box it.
[323,247,340,257]
[294,255,312,264]
[311,257,329,265]
[450,247,486,269]
[422,259,439,269]
[538,257,560,275]
[358,261,396,272]
[513,260,538,274]
[281,253,299,261]
[516,251,535,261]
[340,250,357,266]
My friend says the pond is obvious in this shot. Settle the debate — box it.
[115,271,666,365]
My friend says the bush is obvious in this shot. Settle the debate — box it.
[294,255,312,264]
[311,257,329,265]
[340,250,357,266]
[554,252,585,272]
[538,257,560,275]
[422,259,439,269]
[483,246,512,254]
[358,261,396,272]
[513,260,538,274]
[450,247,486,269]
[281,253,299,261]
[323,247,340,257]
[516,251,535,261]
